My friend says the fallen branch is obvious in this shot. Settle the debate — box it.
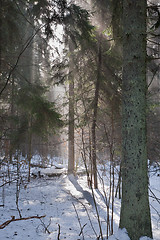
[0,178,18,188]
[0,215,46,229]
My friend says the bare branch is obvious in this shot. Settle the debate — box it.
[72,202,85,240]
[39,218,51,234]
[149,187,160,205]
[0,215,46,229]
[57,224,61,240]
[66,190,98,238]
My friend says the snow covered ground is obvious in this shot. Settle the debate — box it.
[0,163,159,240]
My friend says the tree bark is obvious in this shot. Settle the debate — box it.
[28,116,32,182]
[68,77,75,174]
[120,1,152,239]
[91,38,102,189]
[68,41,75,174]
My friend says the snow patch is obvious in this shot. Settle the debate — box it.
[108,229,153,240]
[108,228,130,240]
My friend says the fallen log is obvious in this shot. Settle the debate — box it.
[0,215,46,229]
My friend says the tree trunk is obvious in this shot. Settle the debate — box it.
[9,76,15,163]
[68,77,75,174]
[28,116,32,182]
[91,38,102,189]
[120,1,152,239]
[68,41,75,174]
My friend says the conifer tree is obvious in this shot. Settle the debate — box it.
[120,1,152,239]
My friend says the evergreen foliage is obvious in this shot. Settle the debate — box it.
[9,83,63,150]
[16,84,63,133]
[0,0,66,160]
[64,3,94,47]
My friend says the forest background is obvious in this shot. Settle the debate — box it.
[0,0,160,240]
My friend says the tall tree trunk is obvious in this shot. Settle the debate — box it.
[9,76,15,163]
[28,116,32,182]
[91,38,102,189]
[68,41,75,174]
[120,1,152,239]
[68,77,75,174]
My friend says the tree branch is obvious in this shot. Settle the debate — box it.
[149,187,160,204]
[0,215,46,229]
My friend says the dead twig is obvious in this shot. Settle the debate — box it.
[0,215,46,229]
[39,218,51,234]
[0,178,17,188]
[150,204,160,218]
[149,187,160,204]
[57,224,60,240]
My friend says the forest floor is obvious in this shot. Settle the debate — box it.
[0,162,159,240]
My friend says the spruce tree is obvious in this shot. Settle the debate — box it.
[119,0,152,239]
